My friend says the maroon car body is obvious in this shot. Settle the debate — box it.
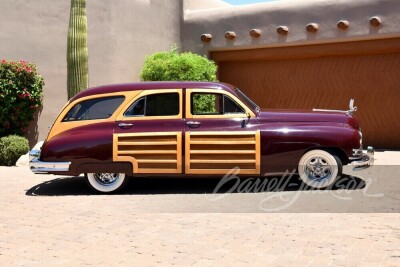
[29,82,373,192]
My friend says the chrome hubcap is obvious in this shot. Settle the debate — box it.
[305,157,332,181]
[94,173,119,186]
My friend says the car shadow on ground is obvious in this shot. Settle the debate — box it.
[25,174,366,196]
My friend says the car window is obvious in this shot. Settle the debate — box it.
[191,93,222,115]
[124,93,179,117]
[124,97,145,116]
[62,96,125,121]
[224,96,245,114]
[191,93,244,115]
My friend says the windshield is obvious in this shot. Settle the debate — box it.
[234,88,260,113]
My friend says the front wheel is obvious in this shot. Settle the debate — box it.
[86,173,128,193]
[298,150,342,189]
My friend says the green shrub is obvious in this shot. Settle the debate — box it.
[0,135,29,166]
[140,47,217,82]
[0,59,44,137]
[140,47,217,112]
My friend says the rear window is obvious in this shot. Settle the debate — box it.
[63,96,125,121]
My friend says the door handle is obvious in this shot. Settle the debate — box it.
[186,121,201,127]
[118,123,133,129]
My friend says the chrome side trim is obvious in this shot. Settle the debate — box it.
[350,146,374,171]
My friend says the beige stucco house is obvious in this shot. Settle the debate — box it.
[1,0,399,148]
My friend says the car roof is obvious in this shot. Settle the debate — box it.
[69,81,236,102]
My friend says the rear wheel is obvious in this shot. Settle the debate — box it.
[298,150,342,189]
[86,173,128,193]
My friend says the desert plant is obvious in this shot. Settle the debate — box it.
[67,0,89,99]
[140,47,218,113]
[0,59,44,137]
[0,135,29,166]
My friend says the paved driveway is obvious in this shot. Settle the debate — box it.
[0,151,399,265]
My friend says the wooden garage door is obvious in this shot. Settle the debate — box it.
[211,37,400,149]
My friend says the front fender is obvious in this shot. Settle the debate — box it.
[260,122,359,174]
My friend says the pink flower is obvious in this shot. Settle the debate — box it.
[18,91,31,99]
[1,59,6,64]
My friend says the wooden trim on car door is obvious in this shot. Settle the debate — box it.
[113,131,182,174]
[185,130,260,175]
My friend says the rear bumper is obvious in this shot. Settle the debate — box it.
[29,141,71,174]
[350,146,374,171]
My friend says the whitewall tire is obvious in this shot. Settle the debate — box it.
[298,150,342,189]
[86,173,127,193]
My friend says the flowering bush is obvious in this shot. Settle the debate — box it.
[0,60,44,136]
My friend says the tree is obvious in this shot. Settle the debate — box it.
[67,0,89,99]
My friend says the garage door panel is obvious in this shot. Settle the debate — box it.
[214,43,400,148]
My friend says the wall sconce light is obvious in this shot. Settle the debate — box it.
[306,23,319,33]
[337,20,349,30]
[370,16,382,27]
[249,29,261,38]
[201,34,212,43]
[224,31,236,40]
[277,26,289,35]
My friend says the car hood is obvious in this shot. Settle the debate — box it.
[258,109,359,129]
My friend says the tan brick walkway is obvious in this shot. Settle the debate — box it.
[0,152,399,266]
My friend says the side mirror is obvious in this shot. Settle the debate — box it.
[241,112,251,128]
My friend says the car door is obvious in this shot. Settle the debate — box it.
[184,88,260,175]
[113,89,183,174]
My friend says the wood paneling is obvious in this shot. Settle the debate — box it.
[185,131,260,174]
[113,132,182,173]
[212,38,400,148]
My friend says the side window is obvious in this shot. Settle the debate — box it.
[224,96,245,114]
[124,93,179,117]
[124,97,145,116]
[63,96,125,121]
[191,93,244,115]
[191,93,222,115]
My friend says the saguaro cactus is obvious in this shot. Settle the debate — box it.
[67,0,89,99]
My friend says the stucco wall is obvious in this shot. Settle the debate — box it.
[183,0,400,55]
[184,0,231,10]
[0,0,182,146]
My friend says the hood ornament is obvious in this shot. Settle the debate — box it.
[313,99,358,115]
[347,99,357,115]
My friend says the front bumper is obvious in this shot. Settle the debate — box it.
[350,146,374,171]
[29,141,71,174]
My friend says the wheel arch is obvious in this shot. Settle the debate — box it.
[304,147,349,165]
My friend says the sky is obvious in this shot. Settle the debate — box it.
[224,0,276,5]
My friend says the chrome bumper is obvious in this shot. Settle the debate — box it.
[350,146,374,171]
[29,141,71,174]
